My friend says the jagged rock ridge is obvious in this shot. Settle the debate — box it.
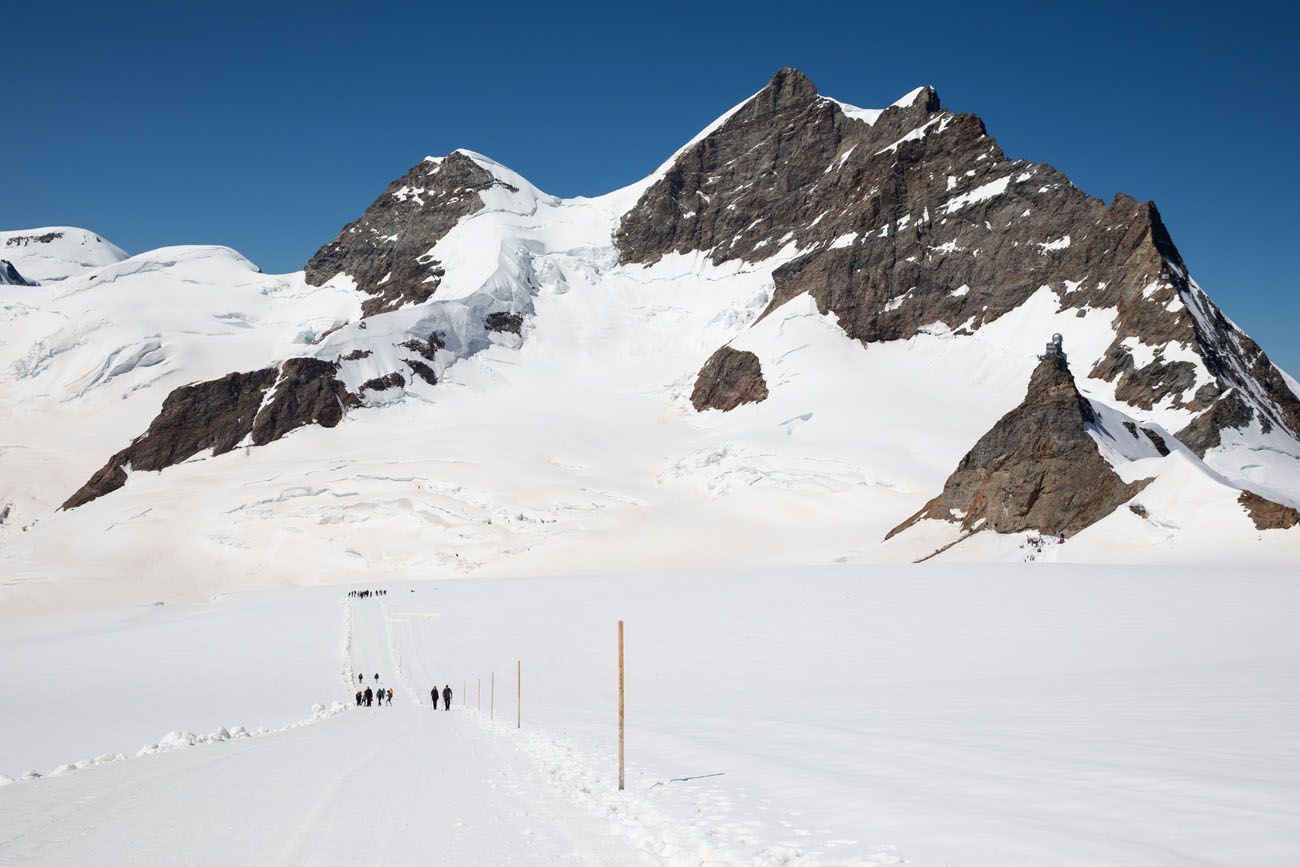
[64,360,355,509]
[304,151,505,317]
[617,68,1300,455]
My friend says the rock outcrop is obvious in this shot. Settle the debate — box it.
[1239,491,1300,530]
[304,151,505,317]
[620,68,1300,451]
[888,346,1149,539]
[0,259,34,286]
[690,347,769,411]
[64,360,355,509]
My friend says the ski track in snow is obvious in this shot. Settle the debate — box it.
[0,589,906,867]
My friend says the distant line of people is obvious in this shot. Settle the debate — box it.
[356,686,393,706]
[348,589,387,598]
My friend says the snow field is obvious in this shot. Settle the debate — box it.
[5,566,1298,865]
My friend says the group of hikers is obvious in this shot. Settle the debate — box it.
[352,672,454,710]
[348,589,387,599]
[355,673,392,706]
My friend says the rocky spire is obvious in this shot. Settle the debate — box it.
[889,342,1149,539]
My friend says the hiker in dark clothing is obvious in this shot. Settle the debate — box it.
[374,673,379,682]
[355,690,362,706]
[431,687,439,709]
[364,687,374,707]
[442,685,452,710]
[358,673,364,684]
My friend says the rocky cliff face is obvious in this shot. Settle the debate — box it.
[618,68,1300,455]
[304,151,504,316]
[690,347,768,411]
[1239,491,1300,530]
[64,360,354,509]
[889,348,1149,539]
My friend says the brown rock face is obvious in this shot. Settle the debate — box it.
[1239,491,1300,530]
[618,68,1300,454]
[691,347,769,411]
[250,358,356,446]
[64,359,356,509]
[888,351,1149,539]
[62,368,278,509]
[304,151,504,316]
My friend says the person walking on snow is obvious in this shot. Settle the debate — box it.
[364,686,373,707]
[373,673,379,682]
[431,688,439,709]
[442,685,452,710]
[355,690,362,706]
[386,688,393,706]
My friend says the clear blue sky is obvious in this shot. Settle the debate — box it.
[5,0,1297,374]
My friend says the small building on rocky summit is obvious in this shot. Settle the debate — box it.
[1040,333,1067,367]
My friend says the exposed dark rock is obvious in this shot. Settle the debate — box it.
[0,259,35,286]
[304,151,505,317]
[4,231,64,247]
[361,372,406,392]
[485,312,524,334]
[1122,421,1139,438]
[341,348,372,361]
[400,331,444,360]
[63,368,279,509]
[1142,427,1171,456]
[65,359,358,509]
[250,358,356,446]
[1129,503,1149,519]
[690,347,769,411]
[1174,391,1254,456]
[888,350,1149,539]
[405,359,437,385]
[1239,491,1300,530]
[1237,491,1300,532]
[619,67,1300,459]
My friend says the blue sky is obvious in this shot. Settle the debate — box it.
[5,0,1298,373]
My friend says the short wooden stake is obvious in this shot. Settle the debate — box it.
[618,619,625,792]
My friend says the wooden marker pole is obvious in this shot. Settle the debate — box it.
[516,660,522,729]
[618,619,625,792]
[491,672,495,720]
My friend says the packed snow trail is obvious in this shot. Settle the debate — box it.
[0,596,648,867]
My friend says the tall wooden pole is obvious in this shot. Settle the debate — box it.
[618,619,625,792]
[516,660,521,729]
[491,671,495,721]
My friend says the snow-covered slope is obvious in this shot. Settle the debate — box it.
[2,70,1298,612]
[0,227,127,283]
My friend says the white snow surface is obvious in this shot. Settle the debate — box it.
[1,568,1298,866]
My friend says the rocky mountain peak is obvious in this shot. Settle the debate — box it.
[889,341,1150,542]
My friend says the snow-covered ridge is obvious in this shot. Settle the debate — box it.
[0,227,128,283]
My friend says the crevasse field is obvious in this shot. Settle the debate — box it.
[2,565,1297,866]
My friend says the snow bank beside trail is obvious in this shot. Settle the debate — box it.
[0,590,349,776]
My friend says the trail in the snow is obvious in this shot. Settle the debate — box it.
[0,593,656,867]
